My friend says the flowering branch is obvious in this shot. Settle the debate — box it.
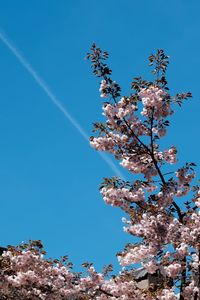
[87,44,197,300]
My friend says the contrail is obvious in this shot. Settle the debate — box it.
[0,30,125,180]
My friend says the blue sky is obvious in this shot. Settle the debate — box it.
[0,0,199,272]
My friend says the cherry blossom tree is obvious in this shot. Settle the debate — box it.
[0,45,199,299]
[87,44,198,299]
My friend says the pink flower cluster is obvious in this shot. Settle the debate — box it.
[90,132,129,156]
[103,97,137,119]
[90,136,117,154]
[1,249,81,299]
[182,281,199,300]
[139,85,173,119]
[157,288,178,300]
[101,186,145,208]
[164,146,177,164]
[118,244,156,266]
[164,263,182,278]
[0,244,161,300]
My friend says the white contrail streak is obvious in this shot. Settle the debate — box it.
[0,31,125,180]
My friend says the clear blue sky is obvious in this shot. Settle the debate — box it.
[0,0,199,272]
